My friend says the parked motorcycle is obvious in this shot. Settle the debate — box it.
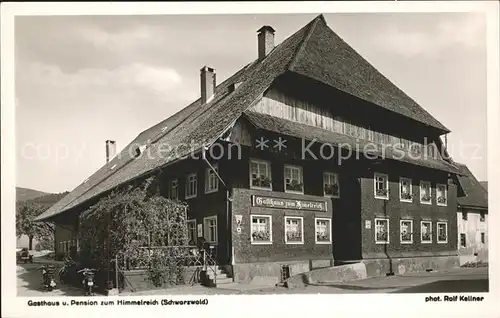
[78,268,98,296]
[58,256,77,285]
[38,265,57,291]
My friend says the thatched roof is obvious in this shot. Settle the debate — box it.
[36,14,452,222]
[456,163,488,210]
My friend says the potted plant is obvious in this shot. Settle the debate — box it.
[401,231,412,242]
[401,192,413,200]
[437,196,446,204]
[421,194,432,202]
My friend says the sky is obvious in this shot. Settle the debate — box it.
[15,13,487,193]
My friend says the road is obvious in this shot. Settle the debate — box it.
[17,261,488,296]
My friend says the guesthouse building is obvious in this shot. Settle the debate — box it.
[36,15,462,284]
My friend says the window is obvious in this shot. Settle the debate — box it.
[481,232,485,244]
[400,220,413,244]
[399,177,413,202]
[315,218,332,244]
[324,172,340,198]
[421,221,432,243]
[436,184,447,206]
[437,222,448,243]
[375,218,389,244]
[285,216,304,244]
[187,220,197,245]
[185,173,197,199]
[284,165,304,193]
[250,159,272,189]
[460,233,466,247]
[462,211,468,221]
[480,212,485,222]
[167,179,178,200]
[374,173,389,199]
[250,215,272,244]
[205,164,219,193]
[420,181,432,204]
[203,216,217,243]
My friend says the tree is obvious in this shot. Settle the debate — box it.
[16,201,54,250]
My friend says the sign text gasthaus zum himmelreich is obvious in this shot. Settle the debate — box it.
[251,195,327,212]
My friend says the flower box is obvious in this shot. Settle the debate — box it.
[252,230,270,242]
[421,194,431,202]
[437,196,447,204]
[286,180,303,192]
[286,232,302,242]
[253,176,271,188]
[316,232,329,242]
[324,183,339,196]
[401,232,412,242]
[438,233,447,241]
[401,192,413,200]
[376,231,388,242]
[376,188,389,197]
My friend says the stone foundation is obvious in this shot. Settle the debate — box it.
[361,255,460,277]
[232,259,333,284]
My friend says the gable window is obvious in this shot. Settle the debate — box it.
[203,216,217,243]
[421,221,432,243]
[284,165,304,193]
[436,184,447,206]
[251,215,272,244]
[420,181,432,204]
[481,232,485,244]
[480,212,485,222]
[400,220,413,244]
[250,159,272,190]
[315,218,332,244]
[187,220,197,245]
[375,218,389,244]
[285,216,304,244]
[437,222,448,243]
[167,179,178,200]
[185,173,198,199]
[399,177,413,202]
[374,173,389,200]
[460,233,466,247]
[205,164,219,194]
[324,172,340,198]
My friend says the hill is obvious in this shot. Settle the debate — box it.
[16,187,50,202]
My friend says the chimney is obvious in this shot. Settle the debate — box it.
[257,25,275,59]
[200,66,216,104]
[105,140,116,163]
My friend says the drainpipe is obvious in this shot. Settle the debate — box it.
[202,146,233,266]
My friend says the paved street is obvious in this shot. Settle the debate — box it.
[18,260,488,296]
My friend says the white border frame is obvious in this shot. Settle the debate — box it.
[205,163,219,194]
[419,180,432,205]
[250,214,273,245]
[284,164,304,194]
[420,220,433,244]
[399,177,413,203]
[203,215,218,243]
[374,218,390,244]
[284,216,304,244]
[315,217,332,244]
[323,171,340,198]
[400,219,413,244]
[436,183,447,206]
[374,172,389,200]
[436,221,448,244]
[249,158,272,191]
[185,173,198,199]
